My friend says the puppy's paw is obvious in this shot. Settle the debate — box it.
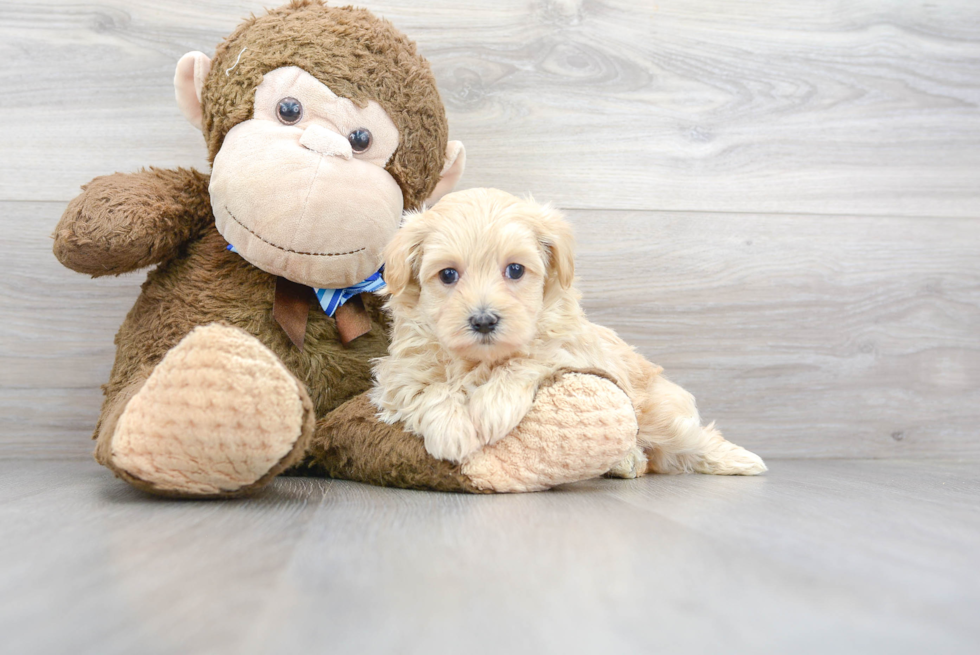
[419,402,483,464]
[469,383,535,446]
[470,408,524,447]
[605,446,648,479]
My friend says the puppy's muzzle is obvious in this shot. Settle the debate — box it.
[468,310,500,335]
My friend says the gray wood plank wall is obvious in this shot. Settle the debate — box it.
[1,0,978,459]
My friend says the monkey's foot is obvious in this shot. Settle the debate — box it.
[109,324,315,497]
[461,371,638,492]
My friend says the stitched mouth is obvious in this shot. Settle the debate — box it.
[223,205,366,257]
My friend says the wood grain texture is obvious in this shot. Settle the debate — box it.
[1,459,977,654]
[569,209,980,458]
[3,201,978,459]
[0,1,978,215]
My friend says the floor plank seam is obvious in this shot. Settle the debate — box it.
[2,197,978,222]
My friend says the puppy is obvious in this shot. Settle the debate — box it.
[370,188,766,476]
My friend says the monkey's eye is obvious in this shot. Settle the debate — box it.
[505,263,525,280]
[438,268,459,285]
[348,128,372,153]
[276,97,303,125]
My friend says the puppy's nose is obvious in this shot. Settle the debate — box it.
[469,311,500,335]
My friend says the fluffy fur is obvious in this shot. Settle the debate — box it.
[371,188,767,475]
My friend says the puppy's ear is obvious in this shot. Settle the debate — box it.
[383,212,428,298]
[536,207,575,290]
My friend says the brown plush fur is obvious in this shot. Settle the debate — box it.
[54,168,212,277]
[53,2,464,496]
[203,0,448,211]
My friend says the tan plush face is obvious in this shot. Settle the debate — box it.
[385,190,575,364]
[209,67,404,288]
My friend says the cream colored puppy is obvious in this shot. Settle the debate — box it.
[370,188,766,476]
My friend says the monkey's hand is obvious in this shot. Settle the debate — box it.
[460,370,638,492]
[53,167,212,276]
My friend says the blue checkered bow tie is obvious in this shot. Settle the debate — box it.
[226,244,385,317]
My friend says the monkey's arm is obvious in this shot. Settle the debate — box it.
[53,167,212,276]
[306,369,638,493]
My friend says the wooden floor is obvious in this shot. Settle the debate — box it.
[1,458,977,654]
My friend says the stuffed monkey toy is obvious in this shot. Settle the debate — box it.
[53,0,638,497]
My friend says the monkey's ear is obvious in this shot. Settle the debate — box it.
[424,141,466,206]
[174,51,212,131]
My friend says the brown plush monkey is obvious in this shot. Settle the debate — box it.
[53,0,637,497]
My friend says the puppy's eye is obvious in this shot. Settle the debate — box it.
[505,263,525,280]
[348,128,372,153]
[276,97,303,125]
[438,268,459,285]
